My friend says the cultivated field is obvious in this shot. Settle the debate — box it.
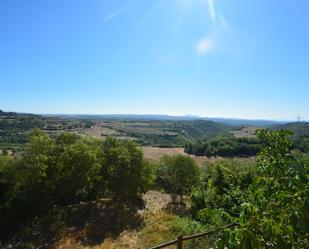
[230,125,258,138]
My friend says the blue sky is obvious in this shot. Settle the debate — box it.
[0,0,308,120]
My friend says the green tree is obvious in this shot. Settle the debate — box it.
[101,137,152,200]
[156,155,200,201]
[222,130,309,249]
[190,159,255,227]
[0,131,104,237]
[52,135,101,204]
[0,131,155,239]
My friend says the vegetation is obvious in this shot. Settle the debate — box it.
[190,159,256,226]
[137,212,204,248]
[102,136,152,200]
[272,122,309,154]
[0,110,234,149]
[112,120,232,147]
[152,132,308,248]
[227,130,309,248]
[185,123,309,157]
[190,130,309,248]
[155,155,200,200]
[1,111,309,248]
[0,110,92,153]
[1,110,309,151]
[185,135,261,157]
[0,130,152,240]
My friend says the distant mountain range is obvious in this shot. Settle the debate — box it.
[42,114,288,126]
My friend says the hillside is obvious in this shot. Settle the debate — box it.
[271,122,309,137]
[0,111,233,150]
[1,110,308,155]
[0,110,91,153]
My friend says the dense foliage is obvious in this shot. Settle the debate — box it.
[0,130,152,239]
[273,122,309,154]
[190,130,309,248]
[190,159,256,226]
[225,130,309,248]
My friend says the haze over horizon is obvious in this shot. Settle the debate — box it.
[12,111,304,123]
[1,0,309,120]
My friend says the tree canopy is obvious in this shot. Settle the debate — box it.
[0,130,153,239]
[156,154,200,200]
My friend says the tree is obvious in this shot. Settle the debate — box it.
[0,130,104,237]
[190,159,255,227]
[101,137,152,200]
[156,155,200,201]
[0,131,155,239]
[222,130,309,248]
[50,132,103,203]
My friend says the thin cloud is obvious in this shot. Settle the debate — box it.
[196,1,230,57]
[219,14,230,31]
[139,0,160,27]
[104,0,134,21]
[196,37,213,56]
[207,0,216,23]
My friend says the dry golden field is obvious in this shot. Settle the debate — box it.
[142,146,215,165]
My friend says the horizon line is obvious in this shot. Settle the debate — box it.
[2,109,306,122]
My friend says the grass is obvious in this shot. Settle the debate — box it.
[53,212,204,249]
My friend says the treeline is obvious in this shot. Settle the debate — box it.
[185,136,261,157]
[0,130,152,239]
[134,133,190,147]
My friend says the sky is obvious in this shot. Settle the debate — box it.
[0,0,308,120]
